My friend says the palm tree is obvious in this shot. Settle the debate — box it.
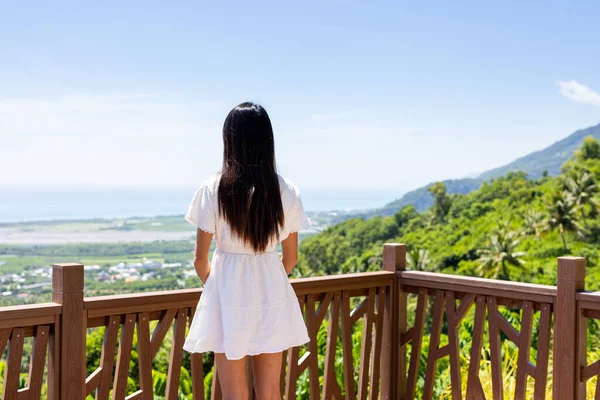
[563,168,599,228]
[546,188,584,252]
[477,222,526,280]
[407,248,431,271]
[521,209,546,240]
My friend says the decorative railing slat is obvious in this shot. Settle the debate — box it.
[305,294,321,399]
[113,314,136,400]
[445,291,462,400]
[466,295,487,399]
[369,287,385,400]
[405,287,428,399]
[423,289,445,400]
[94,314,120,399]
[515,301,534,400]
[136,312,153,400]
[357,288,376,400]
[534,303,552,399]
[487,297,504,400]
[27,325,50,400]
[340,292,356,400]
[166,308,188,400]
[322,292,341,400]
[3,328,25,399]
[150,309,177,358]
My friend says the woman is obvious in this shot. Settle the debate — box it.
[183,102,310,399]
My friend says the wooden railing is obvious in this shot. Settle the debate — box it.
[0,243,595,399]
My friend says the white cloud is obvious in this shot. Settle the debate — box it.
[557,80,600,106]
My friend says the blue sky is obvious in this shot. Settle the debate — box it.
[1,1,599,191]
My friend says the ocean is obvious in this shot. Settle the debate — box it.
[0,186,403,223]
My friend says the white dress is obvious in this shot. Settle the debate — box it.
[183,173,311,360]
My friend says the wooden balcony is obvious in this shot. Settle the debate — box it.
[0,243,594,399]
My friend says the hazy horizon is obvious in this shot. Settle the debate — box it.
[0,186,404,223]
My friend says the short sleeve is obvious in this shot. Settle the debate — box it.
[185,183,217,234]
[285,191,311,233]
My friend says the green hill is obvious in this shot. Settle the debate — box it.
[377,122,600,213]
[377,178,481,214]
[295,135,600,288]
[479,123,600,180]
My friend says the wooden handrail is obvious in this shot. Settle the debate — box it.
[0,302,62,319]
[576,291,600,302]
[83,271,395,318]
[290,270,394,295]
[398,270,557,303]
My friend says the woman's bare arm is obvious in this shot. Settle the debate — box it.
[193,228,213,284]
[281,232,299,275]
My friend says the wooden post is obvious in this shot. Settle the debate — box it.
[52,263,86,400]
[553,257,586,400]
[381,243,406,400]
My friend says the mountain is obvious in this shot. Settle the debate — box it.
[376,178,481,215]
[374,122,600,214]
[479,123,600,180]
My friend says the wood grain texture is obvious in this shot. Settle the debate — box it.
[553,257,586,400]
[0,329,10,359]
[166,308,188,400]
[52,263,85,400]
[48,315,60,400]
[151,309,177,358]
[445,291,461,400]
[27,325,50,400]
[369,287,385,400]
[189,308,205,400]
[423,290,445,400]
[305,294,321,399]
[191,353,205,400]
[381,243,405,400]
[113,314,137,400]
[515,301,534,400]
[341,292,356,400]
[3,328,24,399]
[398,270,556,301]
[136,312,154,400]
[322,292,341,400]
[357,288,376,400]
[534,303,552,399]
[405,288,428,400]
[487,297,504,400]
[466,295,486,399]
[95,314,120,400]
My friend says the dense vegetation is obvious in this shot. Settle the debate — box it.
[288,136,600,397]
[294,135,600,290]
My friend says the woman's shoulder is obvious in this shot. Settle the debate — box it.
[277,174,302,197]
[197,172,220,192]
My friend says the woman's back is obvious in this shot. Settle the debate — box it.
[185,173,310,254]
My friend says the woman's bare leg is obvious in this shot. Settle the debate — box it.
[251,352,283,400]
[214,353,249,400]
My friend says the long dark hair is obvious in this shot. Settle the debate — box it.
[217,102,284,252]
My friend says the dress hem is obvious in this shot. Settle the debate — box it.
[183,336,310,361]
